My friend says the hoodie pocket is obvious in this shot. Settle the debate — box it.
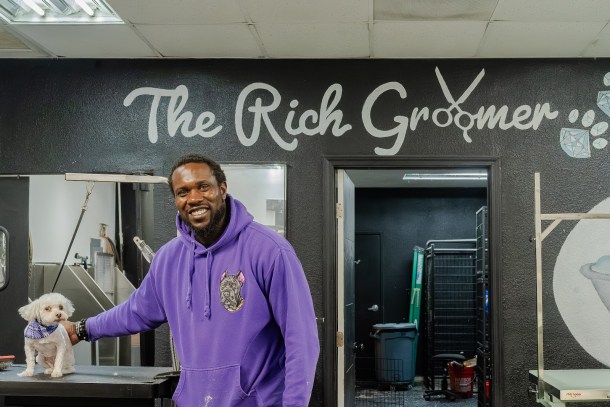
[173,365,259,407]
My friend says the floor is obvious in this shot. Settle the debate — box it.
[355,382,478,407]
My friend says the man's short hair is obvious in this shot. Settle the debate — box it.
[168,154,226,196]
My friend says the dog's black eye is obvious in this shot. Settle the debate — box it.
[59,305,63,310]
[45,306,51,311]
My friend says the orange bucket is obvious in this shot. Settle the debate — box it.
[448,362,475,398]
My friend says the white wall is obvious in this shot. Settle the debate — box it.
[29,175,115,264]
[224,164,285,230]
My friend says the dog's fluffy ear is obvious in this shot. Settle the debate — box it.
[64,297,75,318]
[18,299,39,322]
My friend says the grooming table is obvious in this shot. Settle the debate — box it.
[0,364,178,406]
[529,369,610,406]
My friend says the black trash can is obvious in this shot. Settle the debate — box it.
[370,323,417,385]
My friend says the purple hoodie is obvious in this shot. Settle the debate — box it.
[87,195,320,406]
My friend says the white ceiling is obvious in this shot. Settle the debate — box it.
[1,0,610,58]
[346,169,488,188]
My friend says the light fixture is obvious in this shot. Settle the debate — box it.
[0,0,123,24]
[74,0,93,16]
[22,0,44,16]
[402,171,487,181]
[65,173,168,184]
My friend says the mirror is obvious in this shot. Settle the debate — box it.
[28,174,157,367]
[28,164,286,284]
[0,226,8,291]
[223,163,286,235]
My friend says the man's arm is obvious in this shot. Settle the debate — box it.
[60,261,166,344]
[86,267,166,341]
[268,248,320,407]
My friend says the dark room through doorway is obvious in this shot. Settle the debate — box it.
[339,167,492,407]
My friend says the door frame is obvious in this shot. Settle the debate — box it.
[322,155,503,407]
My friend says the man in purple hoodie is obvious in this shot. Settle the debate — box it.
[64,154,320,406]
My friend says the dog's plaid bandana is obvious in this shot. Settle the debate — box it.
[24,321,59,339]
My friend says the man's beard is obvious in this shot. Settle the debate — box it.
[184,203,227,242]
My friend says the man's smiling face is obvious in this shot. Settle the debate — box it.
[172,162,227,246]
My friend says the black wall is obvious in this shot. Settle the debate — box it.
[355,187,487,378]
[0,58,609,406]
[355,187,487,323]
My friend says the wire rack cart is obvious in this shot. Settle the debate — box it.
[423,239,477,393]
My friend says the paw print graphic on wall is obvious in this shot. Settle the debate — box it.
[560,72,610,158]
[597,72,610,121]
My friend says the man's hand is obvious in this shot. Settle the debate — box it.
[60,321,81,346]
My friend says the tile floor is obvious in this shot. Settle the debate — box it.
[355,382,478,407]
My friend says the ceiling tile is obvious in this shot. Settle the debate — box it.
[493,0,610,22]
[13,25,156,57]
[346,168,488,188]
[256,23,369,58]
[136,24,261,58]
[373,21,487,57]
[374,0,498,21]
[0,0,607,59]
[106,0,245,24]
[243,0,369,23]
[583,23,610,57]
[478,21,606,57]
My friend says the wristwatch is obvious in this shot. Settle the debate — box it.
[75,318,89,341]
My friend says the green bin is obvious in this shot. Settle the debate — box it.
[370,322,417,384]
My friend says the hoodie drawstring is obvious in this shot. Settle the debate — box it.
[185,241,195,310]
[203,253,212,319]
[185,240,212,319]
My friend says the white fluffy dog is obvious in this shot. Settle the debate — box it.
[18,293,76,378]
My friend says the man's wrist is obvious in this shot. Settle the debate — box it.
[75,318,89,341]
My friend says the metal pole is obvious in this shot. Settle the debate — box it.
[51,182,94,292]
[534,172,545,401]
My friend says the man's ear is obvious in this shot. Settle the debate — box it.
[220,181,227,200]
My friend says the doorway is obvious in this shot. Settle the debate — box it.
[323,158,501,407]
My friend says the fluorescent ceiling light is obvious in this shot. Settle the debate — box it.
[0,0,122,24]
[23,0,43,16]
[65,173,168,184]
[403,175,487,181]
[402,172,487,181]
[74,0,93,16]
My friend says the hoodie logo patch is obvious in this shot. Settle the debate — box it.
[220,271,245,312]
